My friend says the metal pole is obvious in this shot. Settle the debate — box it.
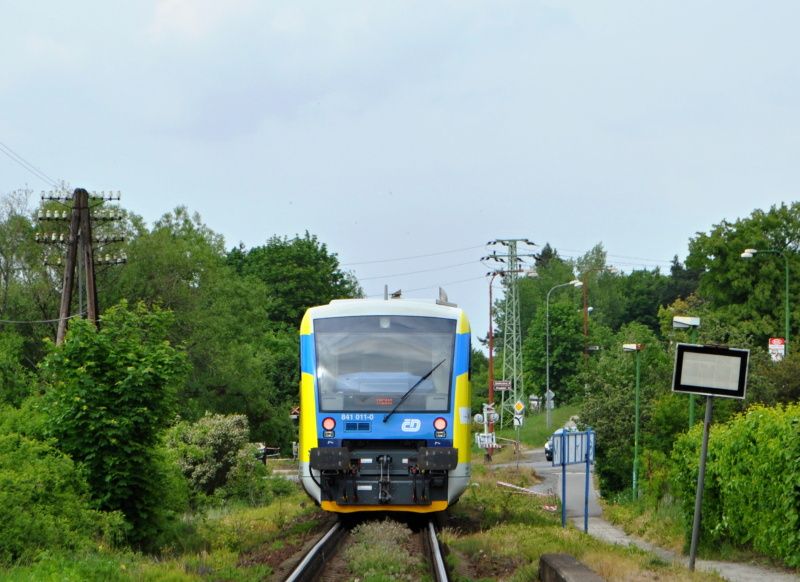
[561,430,567,527]
[584,430,590,533]
[487,274,496,458]
[784,253,790,355]
[582,278,589,363]
[546,288,552,429]
[689,327,697,427]
[689,396,714,571]
[633,349,641,500]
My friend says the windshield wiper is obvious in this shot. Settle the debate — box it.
[383,359,446,423]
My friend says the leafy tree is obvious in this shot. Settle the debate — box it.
[0,190,62,357]
[470,348,489,415]
[227,231,362,329]
[0,332,33,406]
[579,323,672,493]
[686,203,800,347]
[41,301,188,547]
[105,207,293,447]
[523,299,584,403]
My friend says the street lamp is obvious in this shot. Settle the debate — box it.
[546,279,583,428]
[623,342,643,499]
[581,266,617,360]
[741,248,790,356]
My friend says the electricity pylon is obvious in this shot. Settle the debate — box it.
[483,239,537,427]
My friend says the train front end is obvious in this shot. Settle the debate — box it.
[299,298,471,513]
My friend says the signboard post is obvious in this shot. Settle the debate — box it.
[552,429,595,532]
[673,343,749,571]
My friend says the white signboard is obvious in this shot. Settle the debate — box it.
[768,338,785,362]
[475,432,496,449]
[673,344,749,399]
[552,430,595,465]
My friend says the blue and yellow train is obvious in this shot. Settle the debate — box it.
[298,297,471,513]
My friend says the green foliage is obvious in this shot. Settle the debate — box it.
[670,403,800,567]
[106,207,295,447]
[0,432,126,566]
[165,413,252,498]
[523,300,584,403]
[686,203,800,347]
[41,301,189,547]
[579,323,672,493]
[227,231,362,329]
[0,332,34,406]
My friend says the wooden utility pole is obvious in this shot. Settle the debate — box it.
[55,188,99,344]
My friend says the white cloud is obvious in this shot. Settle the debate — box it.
[149,0,256,41]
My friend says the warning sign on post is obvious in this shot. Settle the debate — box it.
[769,338,785,362]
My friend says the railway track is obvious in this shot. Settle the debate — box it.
[284,516,450,582]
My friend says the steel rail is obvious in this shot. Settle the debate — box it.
[284,521,345,582]
[427,520,449,582]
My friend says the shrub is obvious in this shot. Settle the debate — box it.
[0,432,125,565]
[165,413,252,499]
[670,403,800,567]
[40,302,189,548]
[216,444,272,506]
[0,332,34,407]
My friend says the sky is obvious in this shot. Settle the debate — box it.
[2,1,799,345]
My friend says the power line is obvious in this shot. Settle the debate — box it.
[359,260,478,281]
[341,244,485,266]
[0,312,84,325]
[0,141,58,188]
[365,274,486,297]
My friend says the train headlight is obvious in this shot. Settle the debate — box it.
[433,417,447,438]
[322,417,336,438]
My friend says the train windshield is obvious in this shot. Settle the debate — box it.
[314,315,456,413]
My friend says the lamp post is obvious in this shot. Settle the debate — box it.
[741,248,790,356]
[581,266,617,361]
[623,343,643,499]
[546,279,583,429]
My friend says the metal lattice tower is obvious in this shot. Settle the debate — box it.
[484,239,537,427]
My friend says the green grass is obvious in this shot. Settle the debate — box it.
[443,464,723,581]
[0,482,323,581]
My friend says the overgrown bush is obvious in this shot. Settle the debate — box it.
[40,302,189,548]
[166,412,270,505]
[0,332,33,407]
[670,403,800,567]
[0,432,125,565]
[215,444,272,506]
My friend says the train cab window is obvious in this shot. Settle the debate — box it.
[314,315,456,413]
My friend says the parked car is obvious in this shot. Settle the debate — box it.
[544,428,568,462]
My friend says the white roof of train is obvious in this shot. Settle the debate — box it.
[307,298,463,320]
